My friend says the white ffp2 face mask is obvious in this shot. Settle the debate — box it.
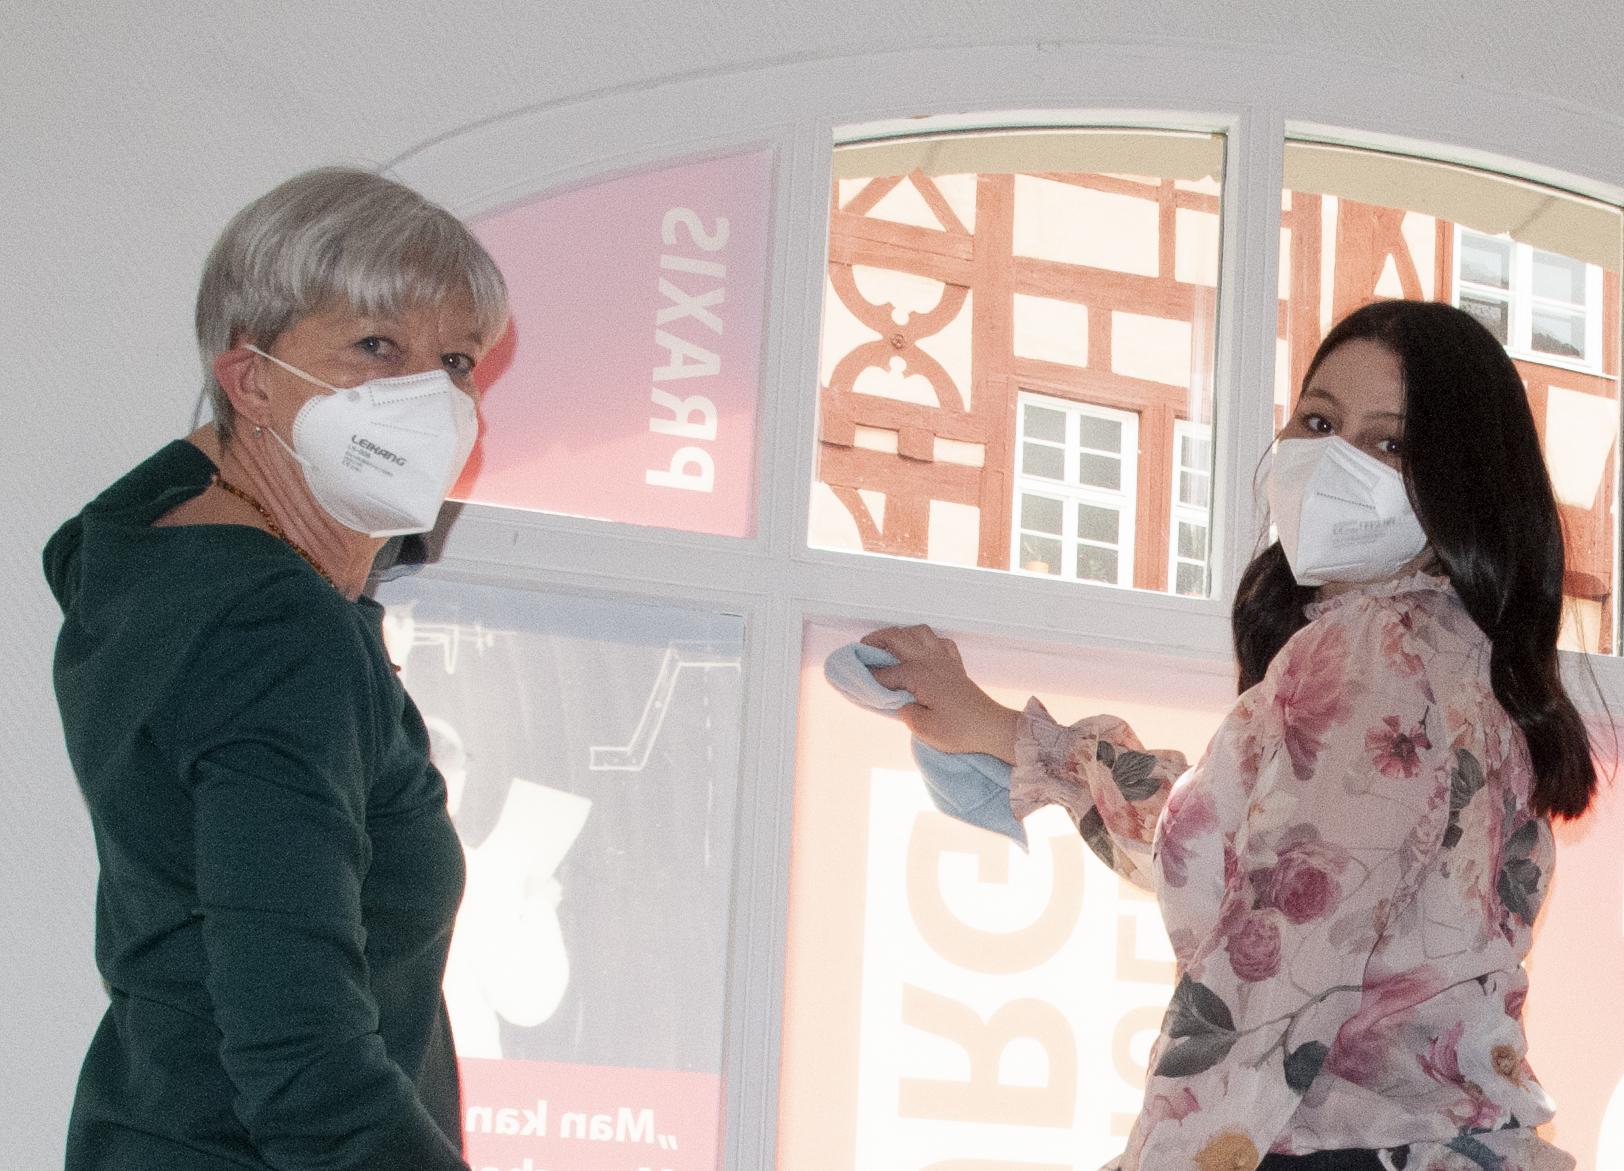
[245,345,479,538]
[1266,437,1428,587]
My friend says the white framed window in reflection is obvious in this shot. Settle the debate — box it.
[1453,227,1607,373]
[1011,393,1138,585]
[1169,420,1212,597]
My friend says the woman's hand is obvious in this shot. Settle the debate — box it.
[861,625,1021,762]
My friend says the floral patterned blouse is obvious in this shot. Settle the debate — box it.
[1011,575,1572,1171]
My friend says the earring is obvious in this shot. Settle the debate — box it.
[253,426,263,438]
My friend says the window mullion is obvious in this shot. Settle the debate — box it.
[1513,243,1534,352]
[1211,108,1285,604]
[1586,263,1605,368]
[1120,411,1140,587]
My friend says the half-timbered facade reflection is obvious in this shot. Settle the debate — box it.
[812,137,1223,596]
[813,135,1623,653]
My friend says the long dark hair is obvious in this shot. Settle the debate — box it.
[1233,299,1597,819]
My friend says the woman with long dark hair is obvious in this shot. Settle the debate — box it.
[863,300,1596,1171]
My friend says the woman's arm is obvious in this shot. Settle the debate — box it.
[862,625,1188,888]
[861,625,1022,759]
[177,579,468,1170]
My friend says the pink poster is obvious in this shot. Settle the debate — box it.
[454,148,773,538]
[459,1057,722,1171]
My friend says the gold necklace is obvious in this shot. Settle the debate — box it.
[214,476,336,588]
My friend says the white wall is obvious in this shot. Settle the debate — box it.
[7,3,1624,1165]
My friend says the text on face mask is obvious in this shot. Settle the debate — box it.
[350,435,408,467]
[1329,516,1403,539]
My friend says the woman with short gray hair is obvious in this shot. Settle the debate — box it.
[45,166,508,1169]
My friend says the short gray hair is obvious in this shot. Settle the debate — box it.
[196,166,509,440]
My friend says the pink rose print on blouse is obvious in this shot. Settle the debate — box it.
[1224,912,1282,982]
[1503,986,1526,1020]
[1419,1022,1505,1131]
[1122,1086,1202,1171]
[1365,714,1433,779]
[1157,784,1218,889]
[1273,625,1356,780]
[1325,966,1446,1086]
[1419,1021,1466,1086]
[1168,926,1200,969]
[1142,1087,1200,1128]
[1251,825,1351,925]
[1380,611,1426,678]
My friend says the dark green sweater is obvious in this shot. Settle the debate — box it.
[45,441,469,1170]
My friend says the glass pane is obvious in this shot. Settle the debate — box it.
[1022,442,1065,481]
[1020,493,1064,534]
[780,621,1238,1171]
[1459,232,1512,288]
[814,127,1223,594]
[1180,433,1212,470]
[1175,559,1206,596]
[1076,502,1119,544]
[1076,544,1119,583]
[1024,404,1066,442]
[1178,468,1209,508]
[375,577,743,1170]
[1077,414,1123,453]
[458,148,772,537]
[1459,293,1510,343]
[1076,452,1121,490]
[1533,249,1587,304]
[1281,141,1622,653]
[1532,309,1586,359]
[1018,533,1062,574]
[1177,519,1207,560]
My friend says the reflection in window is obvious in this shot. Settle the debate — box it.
[1279,141,1624,652]
[1013,394,1137,585]
[809,129,1223,594]
[777,619,1236,1171]
[375,577,743,1171]
[1169,422,1212,596]
[1455,230,1601,365]
[1457,232,1513,341]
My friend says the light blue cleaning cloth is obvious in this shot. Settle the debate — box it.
[824,642,1027,849]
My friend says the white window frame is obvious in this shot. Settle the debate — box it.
[1010,392,1139,587]
[380,92,1624,1171]
[1169,420,1213,597]
[1452,225,1608,374]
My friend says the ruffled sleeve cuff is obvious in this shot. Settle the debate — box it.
[1012,697,1188,877]
[1011,696,1096,822]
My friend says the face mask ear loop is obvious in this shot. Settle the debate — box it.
[244,344,342,394]
[261,419,306,469]
[241,344,346,460]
